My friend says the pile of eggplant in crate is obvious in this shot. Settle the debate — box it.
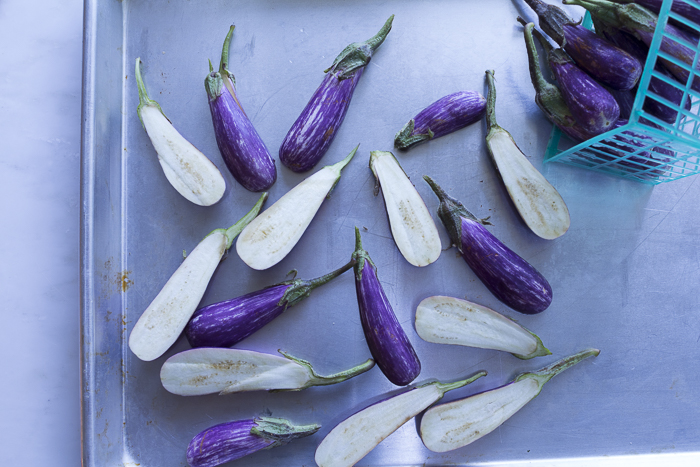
[523,0,700,178]
[122,5,635,467]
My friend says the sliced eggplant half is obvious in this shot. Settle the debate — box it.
[370,150,441,266]
[415,296,550,359]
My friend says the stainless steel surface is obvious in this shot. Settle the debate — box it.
[81,0,700,465]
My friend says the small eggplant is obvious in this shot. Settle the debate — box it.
[128,193,267,362]
[236,145,358,270]
[564,0,700,91]
[279,15,394,172]
[352,227,421,386]
[484,70,571,240]
[523,0,642,90]
[206,26,276,192]
[314,372,486,467]
[185,258,354,348]
[134,58,226,206]
[369,150,441,267]
[187,417,319,467]
[415,296,551,360]
[161,348,374,396]
[393,91,487,150]
[424,176,553,314]
[521,22,594,142]
[420,349,600,453]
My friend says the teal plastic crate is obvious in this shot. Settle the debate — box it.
[544,0,700,184]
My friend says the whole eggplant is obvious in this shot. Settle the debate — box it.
[206,26,276,192]
[521,21,595,142]
[352,227,421,386]
[185,259,354,348]
[187,417,319,467]
[524,0,642,90]
[592,13,693,124]
[546,44,620,134]
[564,0,700,91]
[393,91,487,150]
[423,176,553,314]
[279,15,393,172]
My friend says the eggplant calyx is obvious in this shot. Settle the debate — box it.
[352,227,377,281]
[206,25,245,111]
[326,144,360,198]
[134,57,168,128]
[325,14,394,80]
[279,258,357,308]
[485,70,503,136]
[394,119,435,150]
[251,417,320,448]
[222,192,268,249]
[277,350,376,390]
[423,175,491,248]
[562,0,630,31]
[513,331,552,360]
[515,348,600,386]
[427,371,488,396]
[523,0,576,45]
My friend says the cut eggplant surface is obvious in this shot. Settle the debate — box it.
[160,348,374,396]
[415,295,551,359]
[485,70,570,240]
[236,145,358,270]
[370,150,441,266]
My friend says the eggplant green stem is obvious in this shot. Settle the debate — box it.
[219,25,235,76]
[522,23,553,95]
[325,14,394,79]
[280,258,357,308]
[514,331,552,360]
[251,417,320,447]
[394,119,435,150]
[485,70,501,133]
[277,351,375,390]
[562,0,623,28]
[430,370,488,396]
[352,227,376,281]
[523,0,575,45]
[516,348,600,385]
[134,57,166,127]
[221,192,268,249]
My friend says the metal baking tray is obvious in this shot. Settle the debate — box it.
[80,0,700,465]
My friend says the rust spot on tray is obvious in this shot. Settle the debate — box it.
[117,270,134,292]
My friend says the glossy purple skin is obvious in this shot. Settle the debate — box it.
[185,285,289,348]
[279,69,364,172]
[187,419,273,467]
[355,260,421,386]
[550,51,620,134]
[563,24,642,91]
[209,84,277,191]
[458,217,552,314]
[396,91,486,149]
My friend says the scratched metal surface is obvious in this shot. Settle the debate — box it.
[80,0,700,465]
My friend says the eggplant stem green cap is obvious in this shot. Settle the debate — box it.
[325,14,394,79]
[222,192,268,248]
[134,57,167,127]
[279,258,357,308]
[251,417,320,448]
[275,350,375,390]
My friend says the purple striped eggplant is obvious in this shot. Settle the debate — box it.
[185,259,354,348]
[524,0,642,90]
[420,349,600,452]
[352,227,421,386]
[423,176,552,314]
[521,22,595,142]
[591,6,693,124]
[279,15,394,172]
[564,0,700,91]
[314,372,486,467]
[393,91,487,150]
[187,417,319,467]
[206,26,276,192]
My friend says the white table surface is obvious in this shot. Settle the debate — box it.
[0,0,83,464]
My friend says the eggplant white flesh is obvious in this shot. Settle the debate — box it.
[415,296,551,359]
[485,70,570,240]
[420,349,600,453]
[314,372,486,467]
[370,151,441,267]
[128,194,267,362]
[135,58,226,206]
[236,145,358,270]
[160,348,374,396]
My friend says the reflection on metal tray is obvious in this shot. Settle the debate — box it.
[81,0,700,465]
